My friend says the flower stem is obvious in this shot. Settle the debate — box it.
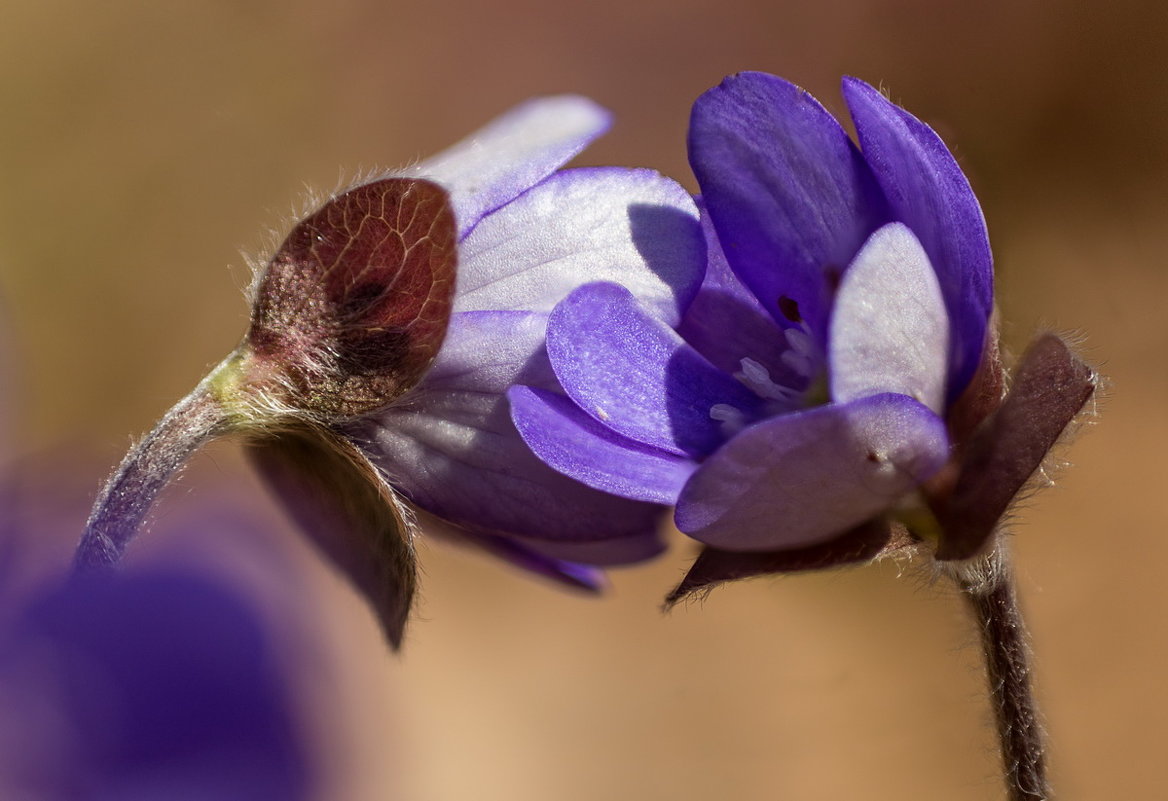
[953,543,1051,801]
[74,377,231,571]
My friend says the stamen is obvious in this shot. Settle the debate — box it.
[735,358,797,401]
[710,403,747,436]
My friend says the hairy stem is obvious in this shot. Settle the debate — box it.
[74,379,230,570]
[954,544,1051,801]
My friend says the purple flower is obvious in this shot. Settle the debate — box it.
[344,97,706,578]
[0,566,311,800]
[510,74,1006,571]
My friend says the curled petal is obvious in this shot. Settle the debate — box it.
[509,385,696,504]
[407,95,611,237]
[454,168,704,323]
[842,77,993,401]
[829,222,950,413]
[547,282,764,458]
[689,72,888,338]
[675,393,949,551]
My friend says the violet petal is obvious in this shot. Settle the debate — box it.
[508,385,696,504]
[829,222,950,413]
[454,167,704,324]
[689,72,888,338]
[406,95,611,238]
[675,393,949,550]
[842,77,993,401]
[547,282,765,458]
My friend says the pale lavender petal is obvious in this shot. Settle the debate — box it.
[842,77,993,401]
[360,311,662,544]
[547,282,764,457]
[829,223,950,413]
[675,393,949,551]
[677,201,800,388]
[509,385,695,504]
[689,72,888,338]
[405,95,611,238]
[454,168,704,324]
[422,310,557,394]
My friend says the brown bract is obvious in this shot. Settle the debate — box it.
[246,178,457,420]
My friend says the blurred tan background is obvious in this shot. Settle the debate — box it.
[2,1,1165,799]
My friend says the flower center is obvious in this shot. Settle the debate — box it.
[707,322,826,437]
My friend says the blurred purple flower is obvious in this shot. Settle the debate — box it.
[344,97,706,582]
[0,565,311,801]
[509,74,999,567]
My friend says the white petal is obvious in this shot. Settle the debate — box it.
[829,222,950,413]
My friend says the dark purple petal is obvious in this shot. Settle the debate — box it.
[547,282,764,458]
[664,518,894,607]
[842,77,993,401]
[932,334,1096,560]
[508,529,667,566]
[829,223,949,413]
[405,95,611,238]
[508,385,696,503]
[362,311,663,547]
[454,167,704,324]
[675,393,949,550]
[676,200,799,387]
[689,72,888,339]
[443,530,608,592]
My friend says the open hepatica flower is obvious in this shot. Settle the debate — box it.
[75,96,703,648]
[512,73,1098,801]
[510,73,1095,596]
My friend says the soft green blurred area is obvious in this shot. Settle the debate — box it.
[1,1,1164,799]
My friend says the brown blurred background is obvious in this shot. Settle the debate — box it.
[1,1,1165,798]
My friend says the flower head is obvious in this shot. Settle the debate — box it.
[510,74,1094,597]
[76,96,705,645]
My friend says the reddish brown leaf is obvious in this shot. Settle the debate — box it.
[247,178,457,419]
[933,334,1096,561]
[247,423,416,649]
[664,519,893,608]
